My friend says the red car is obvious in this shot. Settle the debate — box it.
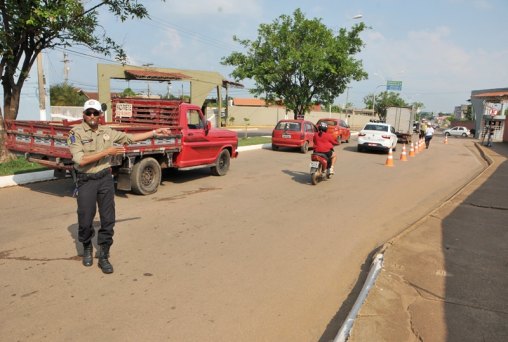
[316,118,351,143]
[271,119,317,153]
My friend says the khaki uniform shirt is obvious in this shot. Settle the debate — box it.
[68,122,134,174]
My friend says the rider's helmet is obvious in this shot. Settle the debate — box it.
[318,122,328,132]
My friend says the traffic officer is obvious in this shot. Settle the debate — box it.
[68,99,170,274]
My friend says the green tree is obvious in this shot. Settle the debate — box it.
[464,105,473,121]
[120,88,137,98]
[221,8,368,119]
[0,0,159,161]
[50,83,88,106]
[411,101,425,113]
[363,91,407,120]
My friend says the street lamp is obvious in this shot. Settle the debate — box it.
[372,84,386,117]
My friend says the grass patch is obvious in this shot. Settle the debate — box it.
[238,136,271,146]
[0,157,48,176]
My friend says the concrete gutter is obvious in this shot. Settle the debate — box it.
[333,253,384,342]
[0,144,270,189]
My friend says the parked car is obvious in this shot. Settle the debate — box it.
[357,122,398,153]
[316,118,351,143]
[271,119,317,153]
[444,126,470,137]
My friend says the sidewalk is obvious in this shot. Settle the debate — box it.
[347,142,508,341]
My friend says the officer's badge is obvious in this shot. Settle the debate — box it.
[103,134,110,141]
[67,132,76,145]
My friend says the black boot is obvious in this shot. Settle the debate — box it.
[82,242,93,267]
[98,245,113,274]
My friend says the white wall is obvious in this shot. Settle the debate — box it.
[209,106,377,131]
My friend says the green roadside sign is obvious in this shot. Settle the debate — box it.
[386,80,402,91]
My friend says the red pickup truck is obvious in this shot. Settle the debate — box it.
[4,98,238,195]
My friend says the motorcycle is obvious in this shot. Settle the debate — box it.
[310,152,331,185]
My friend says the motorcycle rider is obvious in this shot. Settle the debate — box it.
[313,122,339,174]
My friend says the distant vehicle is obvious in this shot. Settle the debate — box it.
[271,119,317,153]
[316,118,351,143]
[357,122,398,153]
[444,126,470,137]
[385,106,415,143]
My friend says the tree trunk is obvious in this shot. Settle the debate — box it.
[0,108,16,163]
[3,81,21,120]
[1,83,21,162]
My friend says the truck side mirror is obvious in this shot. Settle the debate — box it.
[101,103,108,112]
[205,120,212,134]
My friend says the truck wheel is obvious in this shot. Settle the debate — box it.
[211,149,230,176]
[131,157,161,195]
[272,144,279,151]
[301,141,309,154]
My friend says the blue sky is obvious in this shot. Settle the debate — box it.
[13,0,508,119]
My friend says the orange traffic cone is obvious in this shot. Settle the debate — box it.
[444,134,448,144]
[385,148,394,167]
[414,140,419,155]
[400,144,408,161]
[419,138,424,152]
[409,142,415,157]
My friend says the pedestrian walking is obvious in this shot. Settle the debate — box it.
[424,125,434,149]
[487,126,495,147]
[68,99,170,274]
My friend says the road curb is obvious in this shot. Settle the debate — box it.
[0,170,56,188]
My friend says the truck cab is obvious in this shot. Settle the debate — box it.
[177,103,238,168]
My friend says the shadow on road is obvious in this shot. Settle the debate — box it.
[281,169,312,185]
[20,178,75,197]
[67,217,141,257]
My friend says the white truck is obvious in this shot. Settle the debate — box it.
[385,106,415,144]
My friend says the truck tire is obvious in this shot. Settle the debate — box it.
[211,149,230,176]
[131,157,161,195]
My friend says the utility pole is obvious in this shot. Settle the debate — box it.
[62,51,70,83]
[36,53,47,121]
[142,63,153,97]
[344,86,352,119]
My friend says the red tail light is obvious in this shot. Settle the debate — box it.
[381,135,391,139]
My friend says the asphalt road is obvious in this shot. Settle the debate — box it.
[0,136,485,341]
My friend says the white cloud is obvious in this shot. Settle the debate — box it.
[153,28,183,53]
[153,0,262,16]
[357,23,508,111]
